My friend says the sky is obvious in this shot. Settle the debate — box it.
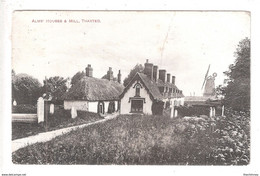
[12,11,250,96]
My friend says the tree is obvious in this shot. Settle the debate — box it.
[71,71,85,86]
[42,76,68,101]
[123,64,144,87]
[219,38,250,111]
[12,73,42,105]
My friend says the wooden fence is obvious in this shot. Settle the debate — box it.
[12,113,37,123]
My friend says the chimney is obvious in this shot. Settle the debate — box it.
[117,70,121,84]
[85,64,93,77]
[167,73,171,83]
[159,69,166,83]
[153,65,158,82]
[144,59,153,80]
[172,76,175,85]
[107,67,113,81]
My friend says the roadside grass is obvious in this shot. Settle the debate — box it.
[12,114,216,165]
[12,109,102,140]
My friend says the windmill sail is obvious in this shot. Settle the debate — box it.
[201,64,210,90]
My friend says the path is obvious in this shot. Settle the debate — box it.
[12,113,118,153]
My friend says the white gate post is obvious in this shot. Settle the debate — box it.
[37,97,44,123]
[170,105,174,118]
[212,107,216,117]
[174,109,178,117]
[209,107,213,118]
[221,105,225,116]
[50,103,54,114]
[71,107,77,119]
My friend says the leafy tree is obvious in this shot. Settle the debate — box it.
[218,38,250,111]
[12,73,42,105]
[123,64,144,87]
[42,76,68,101]
[71,71,85,86]
[101,74,117,81]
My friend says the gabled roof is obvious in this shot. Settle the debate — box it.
[156,78,184,98]
[120,72,164,101]
[120,72,185,101]
[63,76,124,101]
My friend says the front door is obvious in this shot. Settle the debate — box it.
[131,100,143,113]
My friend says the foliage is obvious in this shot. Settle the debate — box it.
[9,114,233,165]
[208,108,250,165]
[70,71,85,86]
[219,38,250,111]
[176,105,210,117]
[12,104,37,114]
[152,100,164,115]
[123,64,144,87]
[101,74,117,81]
[12,72,42,105]
[42,76,68,100]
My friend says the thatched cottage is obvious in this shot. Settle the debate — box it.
[63,65,124,115]
[119,60,184,115]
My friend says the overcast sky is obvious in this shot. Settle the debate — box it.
[12,11,250,96]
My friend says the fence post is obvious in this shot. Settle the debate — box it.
[209,107,213,118]
[170,105,174,118]
[71,107,77,119]
[174,109,178,117]
[37,97,44,123]
[50,103,54,114]
[213,107,216,117]
[221,105,225,116]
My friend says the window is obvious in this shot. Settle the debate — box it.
[131,100,143,113]
[135,85,141,97]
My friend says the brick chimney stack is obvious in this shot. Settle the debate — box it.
[107,67,113,81]
[144,59,153,80]
[117,70,121,84]
[85,64,93,77]
[172,76,175,85]
[153,65,158,82]
[159,69,166,83]
[167,73,171,83]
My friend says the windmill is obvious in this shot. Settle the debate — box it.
[201,64,217,97]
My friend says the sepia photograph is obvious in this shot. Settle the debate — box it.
[10,11,251,165]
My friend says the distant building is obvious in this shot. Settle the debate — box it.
[63,65,124,115]
[119,60,184,115]
[184,72,222,117]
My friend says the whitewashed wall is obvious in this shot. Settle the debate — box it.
[170,97,185,106]
[64,100,89,111]
[115,101,118,111]
[120,81,153,115]
[88,101,98,113]
[64,100,119,113]
[104,101,109,113]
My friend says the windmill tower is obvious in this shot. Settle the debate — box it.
[201,64,217,97]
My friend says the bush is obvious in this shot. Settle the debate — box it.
[176,105,210,117]
[12,104,37,114]
[208,108,250,165]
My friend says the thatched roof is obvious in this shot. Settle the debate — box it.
[63,76,124,101]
